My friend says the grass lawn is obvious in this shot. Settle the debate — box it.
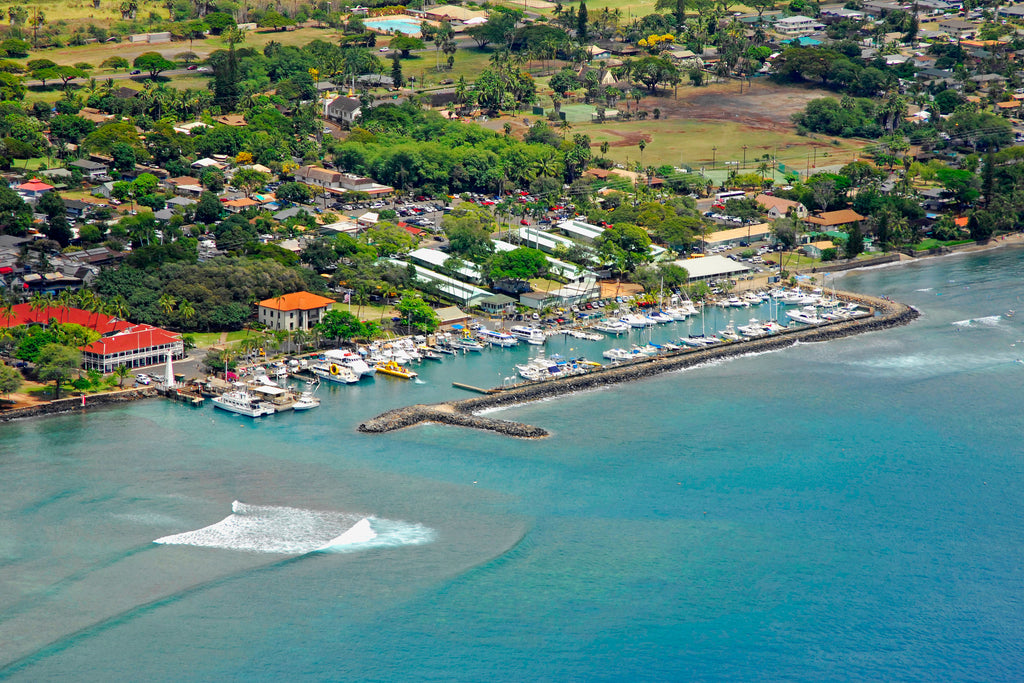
[913,238,974,251]
[529,278,564,292]
[24,26,340,71]
[331,302,400,322]
[190,330,250,348]
[401,47,492,88]
[582,117,865,172]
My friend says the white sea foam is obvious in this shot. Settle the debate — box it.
[154,501,434,555]
[916,288,933,292]
[952,315,1001,327]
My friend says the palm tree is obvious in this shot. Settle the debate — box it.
[28,291,50,322]
[109,295,129,322]
[114,364,130,388]
[157,294,177,320]
[178,299,195,327]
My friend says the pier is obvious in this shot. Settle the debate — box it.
[358,291,919,439]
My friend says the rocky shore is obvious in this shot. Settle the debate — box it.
[0,387,159,423]
[358,291,918,439]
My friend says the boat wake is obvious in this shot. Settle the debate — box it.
[951,315,1002,327]
[154,501,434,554]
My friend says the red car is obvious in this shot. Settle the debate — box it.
[520,219,530,225]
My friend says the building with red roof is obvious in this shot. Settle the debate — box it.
[80,324,183,373]
[1,303,183,373]
[0,303,131,334]
[15,179,55,199]
[257,291,335,331]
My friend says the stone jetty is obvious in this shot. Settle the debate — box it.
[358,291,919,439]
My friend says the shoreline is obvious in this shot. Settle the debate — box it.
[358,291,919,439]
[0,387,160,423]
[2,235,1017,428]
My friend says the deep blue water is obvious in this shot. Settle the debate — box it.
[3,247,1024,681]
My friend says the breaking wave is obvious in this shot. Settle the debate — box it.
[153,501,434,555]
[952,315,1002,327]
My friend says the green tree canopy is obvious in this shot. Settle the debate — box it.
[133,52,177,78]
[36,343,81,399]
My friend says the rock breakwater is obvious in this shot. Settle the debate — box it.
[0,387,159,423]
[358,292,918,439]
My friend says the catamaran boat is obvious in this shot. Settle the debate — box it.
[310,361,360,384]
[593,319,630,335]
[509,325,546,345]
[787,305,823,325]
[478,330,518,347]
[213,386,276,418]
[324,349,376,377]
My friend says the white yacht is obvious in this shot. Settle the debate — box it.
[452,336,486,352]
[509,325,546,345]
[310,361,360,384]
[620,313,656,328]
[787,305,823,325]
[649,311,674,324]
[593,319,630,335]
[718,322,742,341]
[213,387,276,418]
[737,318,766,338]
[602,347,633,361]
[662,306,690,321]
[478,329,518,347]
[324,349,376,377]
[292,381,320,411]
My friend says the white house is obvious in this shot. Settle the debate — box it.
[324,96,361,126]
[774,15,825,34]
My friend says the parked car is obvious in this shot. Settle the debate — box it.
[130,69,141,75]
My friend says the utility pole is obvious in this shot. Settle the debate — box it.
[712,146,717,170]
[742,145,748,171]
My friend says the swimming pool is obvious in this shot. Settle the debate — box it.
[365,17,424,36]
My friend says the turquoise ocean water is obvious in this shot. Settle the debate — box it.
[3,247,1024,681]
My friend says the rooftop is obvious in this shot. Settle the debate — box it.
[258,291,336,311]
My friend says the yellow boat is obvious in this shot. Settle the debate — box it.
[374,360,418,379]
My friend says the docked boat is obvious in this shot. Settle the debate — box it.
[620,313,656,328]
[602,347,633,361]
[681,335,719,347]
[662,306,690,321]
[291,381,320,411]
[786,305,823,325]
[418,345,444,360]
[324,349,375,377]
[718,322,742,341]
[478,329,518,347]
[310,361,360,384]
[568,329,604,341]
[593,319,630,335]
[509,325,546,345]
[213,387,276,418]
[737,318,766,338]
[452,335,486,352]
[648,311,674,324]
[375,360,418,379]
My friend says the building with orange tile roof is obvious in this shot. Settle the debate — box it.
[257,291,336,331]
